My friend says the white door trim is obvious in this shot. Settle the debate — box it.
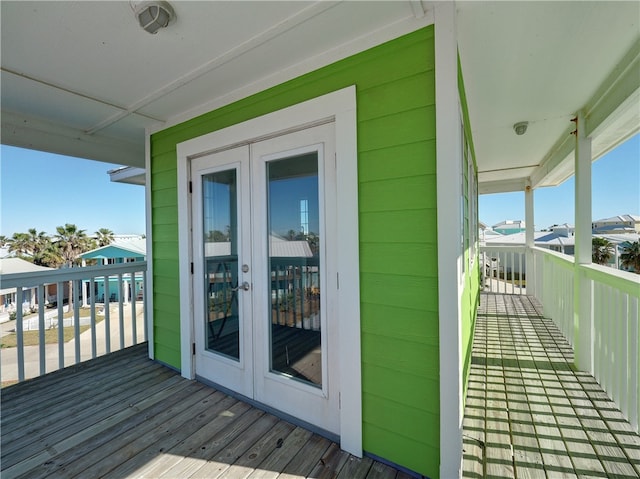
[176,86,361,456]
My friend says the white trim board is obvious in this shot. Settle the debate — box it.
[435,3,464,478]
[144,129,154,360]
[175,86,362,457]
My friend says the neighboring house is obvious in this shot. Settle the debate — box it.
[0,257,55,319]
[80,238,146,303]
[592,214,640,234]
[484,228,640,272]
[81,237,146,265]
[492,219,526,235]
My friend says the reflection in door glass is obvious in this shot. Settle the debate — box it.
[267,153,322,387]
[202,169,240,361]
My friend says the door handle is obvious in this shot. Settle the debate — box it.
[232,281,250,292]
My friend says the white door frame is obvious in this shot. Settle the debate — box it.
[176,86,362,456]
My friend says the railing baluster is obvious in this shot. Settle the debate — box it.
[118,273,125,350]
[90,277,97,358]
[131,272,137,345]
[518,251,523,295]
[74,279,81,364]
[16,287,25,382]
[619,293,629,419]
[38,285,46,376]
[104,277,111,354]
[37,285,46,371]
[57,282,64,370]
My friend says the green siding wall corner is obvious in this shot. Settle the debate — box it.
[150,26,439,477]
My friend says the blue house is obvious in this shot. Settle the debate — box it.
[80,238,146,303]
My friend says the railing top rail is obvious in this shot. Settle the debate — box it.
[580,262,640,298]
[0,261,148,289]
[531,246,575,266]
[480,244,527,252]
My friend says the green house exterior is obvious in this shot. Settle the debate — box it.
[148,19,479,478]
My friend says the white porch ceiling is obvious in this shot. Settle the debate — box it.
[457,1,640,193]
[1,1,638,191]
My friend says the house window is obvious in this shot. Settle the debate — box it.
[461,120,467,276]
[468,142,477,269]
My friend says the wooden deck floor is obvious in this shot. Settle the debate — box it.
[0,344,412,479]
[463,293,640,479]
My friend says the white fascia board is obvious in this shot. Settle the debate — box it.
[108,166,146,185]
[478,178,527,195]
[1,110,145,168]
[585,37,640,139]
[529,126,575,188]
[532,38,640,189]
[434,2,464,478]
[144,129,154,360]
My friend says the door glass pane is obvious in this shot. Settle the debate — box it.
[267,153,322,387]
[202,169,239,360]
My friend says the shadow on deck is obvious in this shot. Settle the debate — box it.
[0,343,412,479]
[463,293,640,479]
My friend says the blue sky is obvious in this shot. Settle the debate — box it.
[1,146,145,237]
[480,133,640,229]
[1,133,638,238]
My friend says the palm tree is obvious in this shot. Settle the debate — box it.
[592,237,615,265]
[95,228,114,247]
[54,224,91,310]
[7,232,32,257]
[620,241,640,273]
[25,229,59,267]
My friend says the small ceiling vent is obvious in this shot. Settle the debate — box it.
[134,1,176,34]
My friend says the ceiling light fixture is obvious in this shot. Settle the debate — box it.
[513,121,529,136]
[135,1,176,34]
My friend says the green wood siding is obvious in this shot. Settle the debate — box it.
[150,26,438,477]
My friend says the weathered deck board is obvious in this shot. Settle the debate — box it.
[1,343,413,479]
[463,293,640,479]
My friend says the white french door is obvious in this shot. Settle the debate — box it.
[191,123,339,435]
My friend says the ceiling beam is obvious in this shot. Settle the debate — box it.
[529,124,575,188]
[479,178,526,195]
[1,110,144,167]
[530,37,640,189]
[585,37,640,139]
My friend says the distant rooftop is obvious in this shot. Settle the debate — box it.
[592,214,640,224]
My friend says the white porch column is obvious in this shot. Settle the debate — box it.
[434,2,463,477]
[574,111,593,372]
[525,183,535,297]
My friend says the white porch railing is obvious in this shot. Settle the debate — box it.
[531,247,576,345]
[582,262,640,432]
[481,245,639,432]
[480,245,527,295]
[0,262,147,384]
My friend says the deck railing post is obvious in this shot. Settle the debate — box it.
[574,111,594,373]
[525,182,535,297]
